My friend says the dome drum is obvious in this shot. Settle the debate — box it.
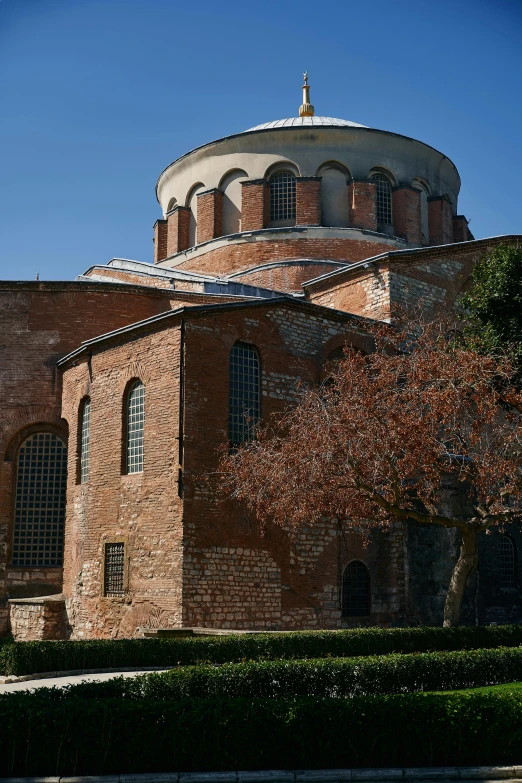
[154,119,462,283]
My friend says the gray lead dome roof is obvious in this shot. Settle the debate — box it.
[245,116,368,131]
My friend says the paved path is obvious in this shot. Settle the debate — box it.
[0,668,169,693]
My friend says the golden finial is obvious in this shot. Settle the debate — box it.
[299,71,315,117]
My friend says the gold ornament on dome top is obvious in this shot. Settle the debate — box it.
[299,71,315,117]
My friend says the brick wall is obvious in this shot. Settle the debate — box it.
[58,302,404,637]
[348,179,378,231]
[153,219,168,264]
[166,207,191,257]
[0,282,174,635]
[241,180,268,231]
[296,178,322,226]
[392,186,422,245]
[428,196,453,245]
[167,237,399,283]
[61,325,184,639]
[196,189,223,244]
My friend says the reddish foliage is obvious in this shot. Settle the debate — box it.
[219,315,522,624]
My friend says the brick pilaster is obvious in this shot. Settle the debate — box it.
[167,206,191,256]
[392,185,422,246]
[196,189,223,243]
[453,215,473,243]
[241,179,268,231]
[348,178,377,231]
[428,196,453,246]
[296,177,322,226]
[153,219,168,264]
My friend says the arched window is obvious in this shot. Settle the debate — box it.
[187,183,205,247]
[269,171,296,223]
[342,560,371,617]
[79,397,91,484]
[125,380,145,474]
[220,169,248,235]
[228,342,260,446]
[166,197,177,213]
[499,536,516,587]
[318,164,350,227]
[371,173,393,226]
[12,432,67,567]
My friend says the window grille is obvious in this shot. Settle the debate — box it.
[228,342,260,446]
[126,381,145,473]
[342,561,371,616]
[13,432,67,567]
[104,542,125,597]
[269,172,296,222]
[371,174,393,225]
[79,398,91,483]
[499,536,516,587]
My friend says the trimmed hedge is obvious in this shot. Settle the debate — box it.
[1,686,522,775]
[57,646,522,700]
[2,624,522,676]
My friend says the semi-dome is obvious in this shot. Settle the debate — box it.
[245,116,368,131]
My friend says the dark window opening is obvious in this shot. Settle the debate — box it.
[342,560,371,616]
[499,535,516,587]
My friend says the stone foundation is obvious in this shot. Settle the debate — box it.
[8,594,68,641]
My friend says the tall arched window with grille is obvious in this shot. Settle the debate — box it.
[125,380,145,474]
[269,171,296,223]
[79,397,91,484]
[228,342,260,447]
[371,173,393,226]
[12,432,67,566]
[499,535,516,587]
[342,560,371,617]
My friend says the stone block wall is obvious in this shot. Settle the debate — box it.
[8,595,68,641]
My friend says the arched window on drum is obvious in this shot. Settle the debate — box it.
[269,171,296,226]
[342,560,371,616]
[12,432,67,567]
[370,172,393,228]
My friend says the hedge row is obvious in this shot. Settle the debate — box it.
[2,624,522,675]
[1,687,522,775]
[58,646,522,700]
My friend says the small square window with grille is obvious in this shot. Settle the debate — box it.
[499,536,516,587]
[269,172,296,222]
[80,398,91,484]
[126,381,145,473]
[372,174,392,225]
[229,342,260,446]
[104,542,125,596]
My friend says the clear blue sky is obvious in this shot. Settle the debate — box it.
[0,0,520,281]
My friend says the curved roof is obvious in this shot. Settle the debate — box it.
[245,116,368,131]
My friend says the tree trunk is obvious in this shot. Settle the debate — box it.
[443,528,478,627]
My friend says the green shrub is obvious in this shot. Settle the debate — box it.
[51,646,522,700]
[2,625,522,676]
[1,686,522,775]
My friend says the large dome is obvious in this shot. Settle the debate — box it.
[245,116,367,131]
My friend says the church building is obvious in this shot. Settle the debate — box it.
[1,78,521,640]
